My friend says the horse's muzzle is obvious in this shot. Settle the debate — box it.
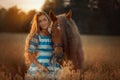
[50,51,64,63]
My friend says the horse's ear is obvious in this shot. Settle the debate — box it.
[66,9,72,19]
[49,10,57,22]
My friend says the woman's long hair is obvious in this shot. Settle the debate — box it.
[24,11,51,67]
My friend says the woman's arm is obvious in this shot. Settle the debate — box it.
[28,51,48,72]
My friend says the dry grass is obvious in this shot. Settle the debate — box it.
[0,33,120,80]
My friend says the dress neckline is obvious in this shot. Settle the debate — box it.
[38,32,51,37]
[39,35,51,38]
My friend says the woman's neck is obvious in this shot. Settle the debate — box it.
[40,29,50,36]
[41,29,47,32]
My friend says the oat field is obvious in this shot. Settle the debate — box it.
[0,33,120,80]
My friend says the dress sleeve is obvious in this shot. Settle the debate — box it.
[28,33,39,54]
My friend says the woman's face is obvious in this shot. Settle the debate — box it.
[37,15,50,30]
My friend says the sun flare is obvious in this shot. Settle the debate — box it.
[18,0,46,12]
[0,0,46,12]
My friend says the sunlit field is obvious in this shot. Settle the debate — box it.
[0,33,120,80]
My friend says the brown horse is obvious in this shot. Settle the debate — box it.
[49,10,84,70]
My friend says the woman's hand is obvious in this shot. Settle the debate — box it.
[32,59,49,72]
[40,66,49,72]
[28,51,49,72]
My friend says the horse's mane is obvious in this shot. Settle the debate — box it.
[57,14,84,69]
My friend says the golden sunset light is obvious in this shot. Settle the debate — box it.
[0,0,46,12]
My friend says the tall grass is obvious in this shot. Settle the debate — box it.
[0,61,120,80]
[0,33,120,80]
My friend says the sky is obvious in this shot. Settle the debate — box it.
[0,0,46,12]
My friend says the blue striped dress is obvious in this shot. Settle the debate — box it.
[27,33,61,79]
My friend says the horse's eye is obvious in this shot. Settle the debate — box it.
[57,24,60,27]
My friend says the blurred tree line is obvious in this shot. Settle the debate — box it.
[0,0,120,35]
[0,6,36,33]
[42,0,120,35]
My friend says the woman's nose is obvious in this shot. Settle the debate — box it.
[40,21,45,25]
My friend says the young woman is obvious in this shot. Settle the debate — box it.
[24,11,61,79]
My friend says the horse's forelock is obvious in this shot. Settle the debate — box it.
[57,15,81,43]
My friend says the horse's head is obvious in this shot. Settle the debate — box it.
[49,10,72,63]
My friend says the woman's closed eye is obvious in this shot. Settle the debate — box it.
[37,20,41,23]
[43,18,47,21]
